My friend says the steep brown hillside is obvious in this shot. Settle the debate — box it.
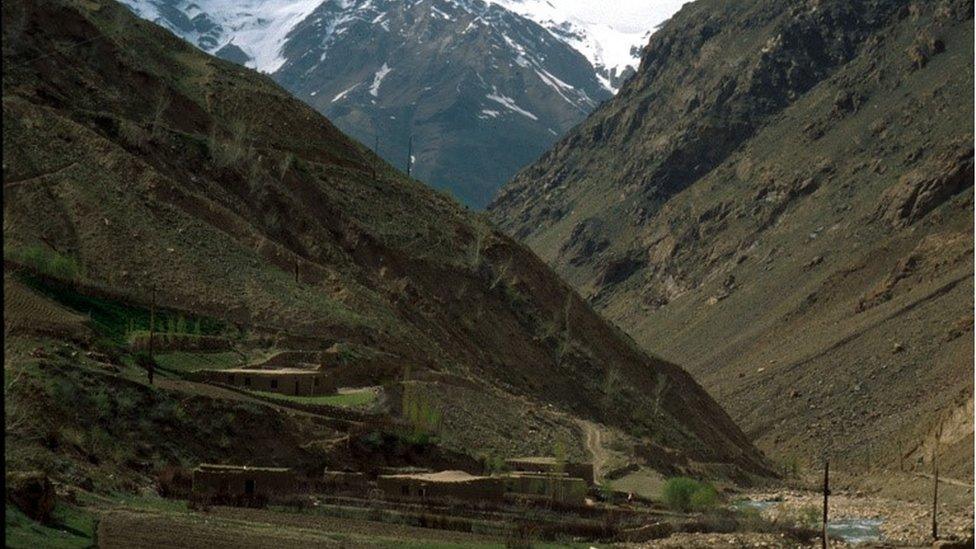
[491,0,974,480]
[2,0,769,487]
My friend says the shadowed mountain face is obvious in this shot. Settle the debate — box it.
[119,0,613,208]
[276,0,610,209]
[2,0,769,482]
[491,0,974,478]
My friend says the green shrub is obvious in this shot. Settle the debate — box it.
[663,477,719,512]
[482,454,508,475]
[360,431,384,450]
[689,483,719,510]
[401,383,441,438]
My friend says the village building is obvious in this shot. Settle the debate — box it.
[505,457,595,486]
[206,367,335,396]
[374,466,589,506]
[377,466,432,476]
[192,464,298,503]
[376,470,505,502]
[321,470,368,493]
[503,472,589,505]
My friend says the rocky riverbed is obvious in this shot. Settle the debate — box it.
[625,487,973,548]
[737,490,973,546]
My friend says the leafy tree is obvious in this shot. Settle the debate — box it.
[663,477,719,512]
[401,383,441,439]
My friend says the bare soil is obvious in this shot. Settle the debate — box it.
[97,506,502,548]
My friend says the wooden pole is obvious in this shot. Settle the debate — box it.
[294,259,299,284]
[148,284,156,385]
[822,459,829,549]
[932,422,942,540]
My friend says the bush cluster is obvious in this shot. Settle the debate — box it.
[662,477,719,512]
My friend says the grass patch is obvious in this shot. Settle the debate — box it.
[14,272,225,342]
[154,352,242,374]
[109,494,189,514]
[5,245,84,281]
[251,390,377,408]
[5,504,96,549]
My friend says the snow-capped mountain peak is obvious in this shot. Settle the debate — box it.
[119,0,687,208]
[121,0,324,72]
[484,0,689,91]
[123,0,688,91]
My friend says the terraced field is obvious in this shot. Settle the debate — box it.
[97,505,569,549]
[3,273,90,340]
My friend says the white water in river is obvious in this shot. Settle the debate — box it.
[734,500,884,545]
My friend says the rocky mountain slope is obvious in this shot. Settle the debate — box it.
[2,0,770,489]
[491,0,974,480]
[119,0,614,208]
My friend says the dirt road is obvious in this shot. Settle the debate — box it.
[576,419,608,484]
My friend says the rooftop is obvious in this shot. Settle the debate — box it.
[507,456,560,464]
[506,456,592,466]
[505,471,572,478]
[218,368,322,375]
[197,464,292,473]
[380,470,493,483]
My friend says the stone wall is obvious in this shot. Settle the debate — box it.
[503,473,588,505]
[376,475,505,502]
[505,458,595,486]
[206,370,335,396]
[192,466,297,498]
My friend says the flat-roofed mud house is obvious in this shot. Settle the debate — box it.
[321,470,368,493]
[503,472,588,505]
[372,466,590,506]
[207,368,335,396]
[377,470,505,502]
[506,457,595,486]
[192,464,297,503]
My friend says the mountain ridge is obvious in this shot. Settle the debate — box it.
[490,0,974,479]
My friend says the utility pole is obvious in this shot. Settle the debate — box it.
[932,422,943,540]
[406,135,413,178]
[294,258,299,284]
[147,284,156,386]
[822,460,830,549]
